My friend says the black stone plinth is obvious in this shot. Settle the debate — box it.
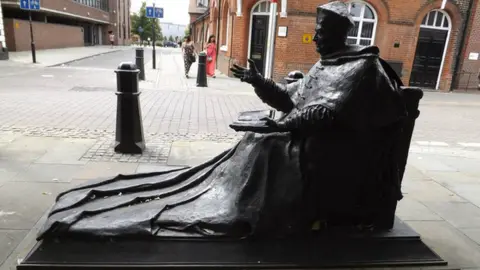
[17,218,446,270]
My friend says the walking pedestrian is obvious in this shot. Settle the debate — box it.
[109,32,115,48]
[205,35,217,78]
[182,36,196,78]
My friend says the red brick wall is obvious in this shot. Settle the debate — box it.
[213,0,466,91]
[3,19,83,51]
[457,0,480,90]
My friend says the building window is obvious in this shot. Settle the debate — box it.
[220,12,231,51]
[421,10,450,29]
[197,0,209,8]
[346,1,377,46]
[252,1,270,13]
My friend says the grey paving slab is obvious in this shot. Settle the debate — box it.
[401,180,467,203]
[11,163,84,183]
[0,160,30,184]
[421,202,480,229]
[73,161,139,180]
[461,228,480,246]
[0,133,20,144]
[408,153,459,172]
[427,171,480,187]
[0,208,49,270]
[442,183,480,208]
[396,196,443,221]
[433,156,480,177]
[0,136,60,162]
[34,138,96,165]
[403,164,432,181]
[167,141,234,166]
[0,230,28,267]
[407,221,480,269]
[0,182,73,230]
[136,164,186,174]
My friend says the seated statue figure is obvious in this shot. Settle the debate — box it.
[37,1,408,240]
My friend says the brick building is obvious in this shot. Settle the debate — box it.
[190,0,476,91]
[455,0,480,90]
[0,0,131,52]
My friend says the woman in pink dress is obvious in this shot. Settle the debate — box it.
[205,35,217,78]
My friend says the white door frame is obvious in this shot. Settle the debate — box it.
[418,9,452,90]
[247,0,271,73]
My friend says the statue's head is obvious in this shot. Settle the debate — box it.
[314,1,354,56]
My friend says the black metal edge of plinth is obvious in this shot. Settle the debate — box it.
[17,239,447,269]
[16,217,446,270]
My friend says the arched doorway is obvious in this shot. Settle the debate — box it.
[409,10,451,89]
[248,0,271,75]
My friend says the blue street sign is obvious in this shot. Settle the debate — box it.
[146,7,154,18]
[20,0,29,9]
[155,7,163,19]
[29,0,40,10]
[20,0,40,10]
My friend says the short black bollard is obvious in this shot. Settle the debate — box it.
[135,48,145,81]
[114,62,145,154]
[196,52,208,87]
[284,70,304,84]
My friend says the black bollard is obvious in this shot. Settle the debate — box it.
[284,70,304,85]
[135,48,145,81]
[114,62,145,154]
[196,52,208,87]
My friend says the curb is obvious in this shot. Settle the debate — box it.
[48,48,129,67]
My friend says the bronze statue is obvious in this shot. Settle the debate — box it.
[36,1,408,240]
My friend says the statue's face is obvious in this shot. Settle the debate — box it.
[313,12,347,56]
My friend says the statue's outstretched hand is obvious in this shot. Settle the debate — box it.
[230,59,263,84]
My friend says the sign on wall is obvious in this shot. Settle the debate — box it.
[468,52,479,60]
[278,26,287,37]
[302,34,313,44]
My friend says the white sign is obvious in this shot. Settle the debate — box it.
[278,26,288,37]
[468,52,479,60]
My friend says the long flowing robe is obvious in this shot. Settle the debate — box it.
[37,45,406,240]
[206,43,217,77]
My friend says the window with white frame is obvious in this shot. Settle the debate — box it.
[220,13,231,51]
[346,2,377,46]
[421,10,450,29]
[197,0,209,8]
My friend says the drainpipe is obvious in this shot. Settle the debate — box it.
[264,0,278,79]
[201,19,205,50]
[216,0,222,67]
[229,12,235,74]
[449,0,475,92]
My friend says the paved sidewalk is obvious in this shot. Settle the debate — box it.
[1,48,480,269]
[7,46,131,67]
[1,133,480,270]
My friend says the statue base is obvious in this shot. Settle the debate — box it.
[17,218,446,269]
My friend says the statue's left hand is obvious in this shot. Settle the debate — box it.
[230,59,263,84]
[261,117,278,127]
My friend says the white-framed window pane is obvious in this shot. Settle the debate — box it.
[443,17,449,27]
[361,22,374,38]
[347,38,357,45]
[427,12,435,25]
[435,12,444,27]
[360,39,371,46]
[350,3,362,17]
[348,21,360,37]
[364,6,374,19]
[422,15,427,25]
